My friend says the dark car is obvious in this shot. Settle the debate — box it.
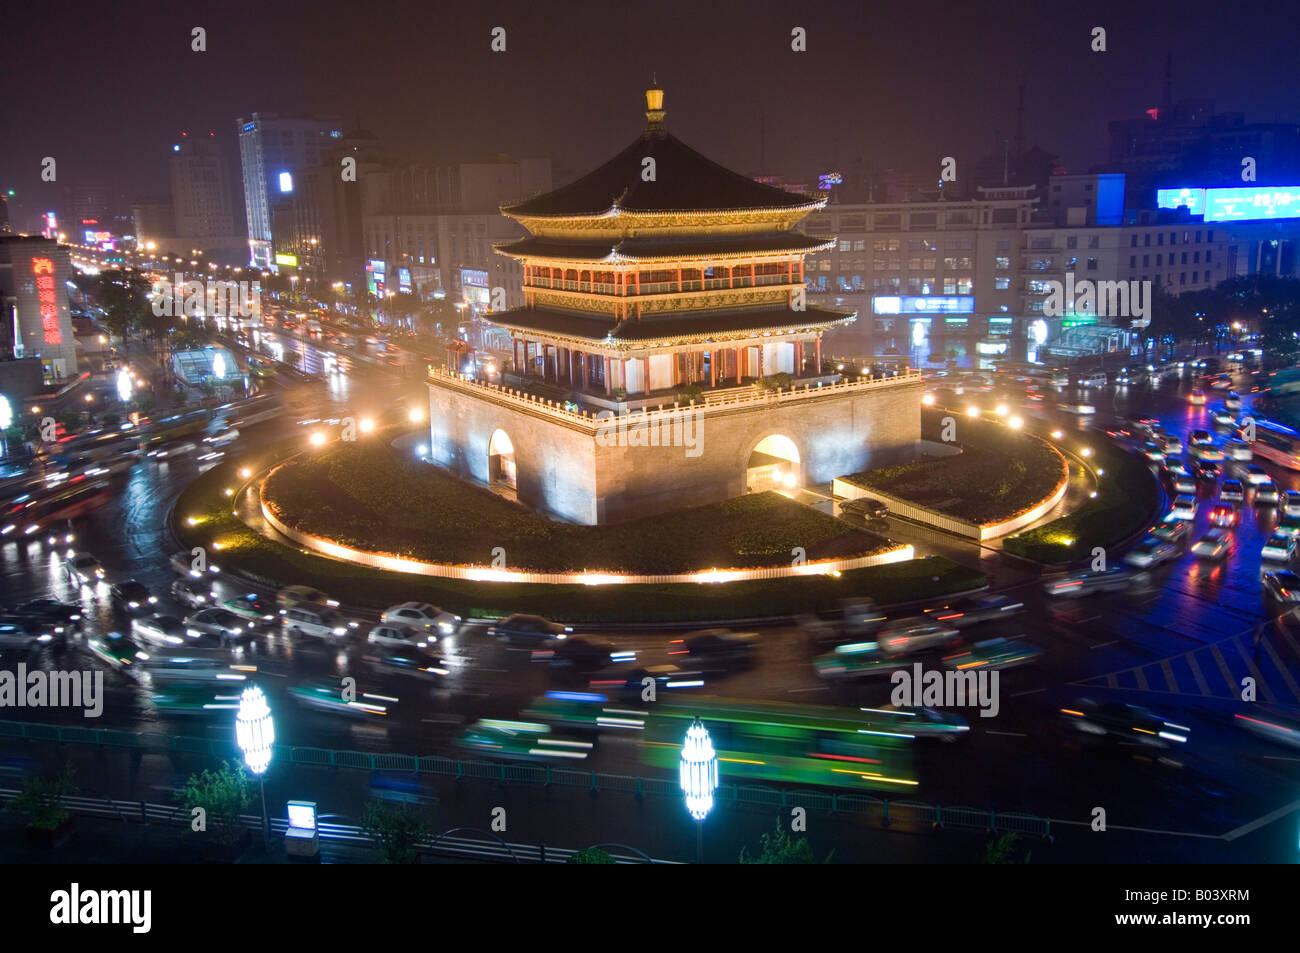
[1059,698,1190,748]
[587,664,704,698]
[922,594,1025,628]
[171,577,217,610]
[361,644,448,682]
[11,599,83,634]
[671,628,759,669]
[840,497,889,521]
[531,636,618,672]
[487,614,573,644]
[1191,458,1221,482]
[110,580,158,615]
[0,617,60,652]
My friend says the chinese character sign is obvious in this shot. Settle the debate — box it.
[32,257,61,345]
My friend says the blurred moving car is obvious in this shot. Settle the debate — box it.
[1152,517,1192,543]
[1263,570,1300,603]
[1207,504,1238,529]
[875,618,960,655]
[669,628,759,669]
[840,497,889,522]
[1262,531,1297,563]
[185,608,256,645]
[1125,536,1178,568]
[487,614,573,644]
[169,550,219,577]
[1043,566,1139,598]
[1234,708,1300,749]
[171,577,217,609]
[221,593,279,624]
[276,585,338,612]
[131,614,188,647]
[859,705,971,742]
[922,594,1025,628]
[86,631,149,672]
[1059,698,1190,747]
[1219,480,1245,503]
[379,602,460,636]
[1255,480,1280,506]
[366,623,431,650]
[531,636,619,672]
[941,637,1042,671]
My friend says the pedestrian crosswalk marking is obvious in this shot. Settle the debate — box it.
[1072,630,1300,704]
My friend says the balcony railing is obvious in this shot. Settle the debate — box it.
[527,275,797,297]
[429,366,922,432]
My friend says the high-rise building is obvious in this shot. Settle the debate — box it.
[236,113,343,270]
[169,132,243,261]
[0,235,79,381]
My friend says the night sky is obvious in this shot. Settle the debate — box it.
[2,0,1297,230]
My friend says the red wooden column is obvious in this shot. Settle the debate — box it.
[603,356,611,396]
[795,341,804,374]
[709,349,716,388]
[814,336,822,372]
[641,357,650,394]
[758,344,765,379]
[735,347,742,383]
[677,266,682,292]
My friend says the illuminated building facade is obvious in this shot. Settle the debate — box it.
[428,89,922,524]
[0,235,78,381]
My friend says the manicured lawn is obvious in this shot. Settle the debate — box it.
[174,443,986,621]
[843,412,1067,525]
[1002,438,1159,564]
[261,441,891,573]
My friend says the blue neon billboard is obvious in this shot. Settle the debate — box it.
[1156,187,1206,214]
[1157,185,1300,222]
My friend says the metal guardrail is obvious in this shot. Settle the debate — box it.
[0,787,675,864]
[0,720,1051,839]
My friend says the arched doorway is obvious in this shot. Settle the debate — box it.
[488,429,516,489]
[746,434,800,493]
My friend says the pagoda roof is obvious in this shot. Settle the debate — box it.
[487,304,854,345]
[502,131,821,218]
[495,233,833,262]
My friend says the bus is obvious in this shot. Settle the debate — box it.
[1250,419,1300,471]
[638,696,916,792]
[0,477,112,538]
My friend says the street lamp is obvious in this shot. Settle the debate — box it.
[680,716,718,862]
[236,685,274,844]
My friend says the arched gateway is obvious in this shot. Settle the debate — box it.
[747,434,801,493]
[488,429,516,489]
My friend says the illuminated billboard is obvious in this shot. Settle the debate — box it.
[278,171,294,193]
[1157,185,1300,222]
[32,258,62,345]
[398,267,412,292]
[1156,188,1206,214]
[274,253,298,267]
[873,295,975,315]
[1204,186,1300,222]
[461,269,489,288]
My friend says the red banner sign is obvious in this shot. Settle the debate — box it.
[32,257,62,345]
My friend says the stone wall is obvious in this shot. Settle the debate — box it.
[429,377,922,525]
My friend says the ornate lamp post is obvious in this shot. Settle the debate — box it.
[680,716,718,862]
[236,685,274,844]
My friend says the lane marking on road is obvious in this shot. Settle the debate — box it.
[1134,666,1150,691]
[1159,659,1180,694]
[1045,819,1222,839]
[1076,615,1101,623]
[1090,640,1117,650]
[1227,638,1276,705]
[1008,688,1044,697]
[787,686,830,693]
[1222,797,1300,841]
[1261,755,1300,763]
[1185,651,1213,696]
[1208,643,1239,696]
[985,730,1026,737]
[1257,635,1300,704]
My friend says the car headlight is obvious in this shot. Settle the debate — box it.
[128,601,139,608]
[187,629,201,637]
[148,596,158,604]
[438,621,455,633]
[332,627,347,635]
[38,634,52,643]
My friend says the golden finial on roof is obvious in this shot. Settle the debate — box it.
[645,84,665,130]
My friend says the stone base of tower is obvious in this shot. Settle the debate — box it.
[428,373,922,526]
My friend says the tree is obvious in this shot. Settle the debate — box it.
[677,383,704,404]
[567,847,616,864]
[361,800,430,864]
[177,761,253,846]
[738,820,832,864]
[8,764,76,830]
[95,269,152,341]
[753,372,794,393]
[984,831,1033,864]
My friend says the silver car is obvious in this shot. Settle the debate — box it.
[185,608,256,644]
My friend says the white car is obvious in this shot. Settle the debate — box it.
[1223,440,1252,462]
[1262,531,1298,563]
[380,602,461,636]
[1171,495,1198,521]
[1211,410,1236,428]
[282,605,354,639]
[1057,402,1096,415]
[1124,536,1177,568]
[1191,529,1231,561]
[367,623,432,649]
[64,552,105,586]
[1243,465,1271,486]
[1171,475,1197,496]
[169,551,220,577]
[1255,480,1280,506]
[131,614,188,647]
[1284,490,1300,518]
[204,428,240,447]
[1190,444,1225,462]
